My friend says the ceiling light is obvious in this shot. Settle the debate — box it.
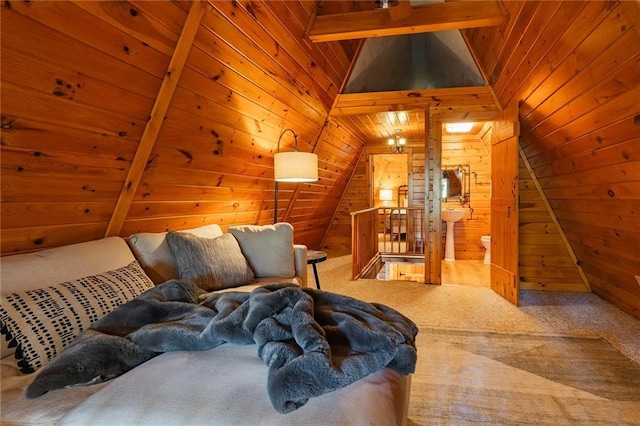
[445,122,473,133]
[388,129,406,153]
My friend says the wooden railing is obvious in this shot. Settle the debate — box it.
[352,206,426,280]
[377,207,426,255]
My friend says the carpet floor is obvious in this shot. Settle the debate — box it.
[310,252,640,425]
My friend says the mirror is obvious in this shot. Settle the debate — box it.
[442,164,470,204]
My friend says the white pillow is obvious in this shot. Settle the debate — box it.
[127,224,223,284]
[228,223,295,278]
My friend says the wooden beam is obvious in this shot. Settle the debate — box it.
[388,0,413,21]
[104,0,206,237]
[308,1,503,43]
[331,87,500,116]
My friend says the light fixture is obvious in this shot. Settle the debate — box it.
[375,0,399,8]
[445,122,474,133]
[387,129,406,153]
[273,128,318,223]
[379,189,393,207]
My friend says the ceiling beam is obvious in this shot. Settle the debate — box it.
[104,0,206,237]
[308,1,503,43]
[331,87,500,117]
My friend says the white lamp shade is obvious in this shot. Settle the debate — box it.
[274,151,318,182]
[379,189,393,201]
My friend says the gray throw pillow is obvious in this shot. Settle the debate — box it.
[228,223,295,278]
[166,232,255,291]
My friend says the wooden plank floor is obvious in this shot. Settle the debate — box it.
[442,259,490,287]
[380,259,490,287]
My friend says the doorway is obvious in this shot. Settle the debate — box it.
[439,121,492,287]
[371,153,408,208]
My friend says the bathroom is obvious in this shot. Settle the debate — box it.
[370,122,493,286]
[440,122,492,286]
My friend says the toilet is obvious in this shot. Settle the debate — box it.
[481,235,491,265]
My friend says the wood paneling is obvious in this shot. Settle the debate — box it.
[1,0,639,320]
[441,130,491,261]
[1,0,366,254]
[465,0,640,318]
[518,157,589,292]
[1,0,172,253]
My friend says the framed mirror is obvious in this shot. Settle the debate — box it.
[442,164,470,204]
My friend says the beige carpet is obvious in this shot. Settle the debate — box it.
[310,252,640,425]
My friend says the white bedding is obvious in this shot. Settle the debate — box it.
[2,345,409,426]
[1,356,107,425]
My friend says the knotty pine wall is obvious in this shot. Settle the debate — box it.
[1,0,368,254]
[518,157,588,292]
[441,128,491,261]
[464,0,640,318]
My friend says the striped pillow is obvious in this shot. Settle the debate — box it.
[0,260,154,373]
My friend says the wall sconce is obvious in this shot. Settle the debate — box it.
[379,189,393,207]
[273,128,318,223]
[388,130,406,153]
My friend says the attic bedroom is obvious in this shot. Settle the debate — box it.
[1,1,639,424]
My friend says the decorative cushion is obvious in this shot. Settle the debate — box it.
[166,232,256,291]
[127,224,224,284]
[228,223,295,278]
[0,261,154,373]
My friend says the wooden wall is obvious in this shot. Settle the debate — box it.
[464,0,640,318]
[1,0,368,254]
[441,129,491,260]
[2,0,639,319]
[518,157,588,292]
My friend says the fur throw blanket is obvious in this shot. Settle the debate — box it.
[26,281,418,413]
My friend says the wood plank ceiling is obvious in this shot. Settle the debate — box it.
[1,0,369,252]
[1,1,639,319]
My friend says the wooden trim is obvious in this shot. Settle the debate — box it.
[518,146,592,291]
[331,86,499,116]
[459,29,503,113]
[425,107,442,285]
[308,1,504,42]
[104,0,206,237]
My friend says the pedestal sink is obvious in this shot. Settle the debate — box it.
[442,208,465,262]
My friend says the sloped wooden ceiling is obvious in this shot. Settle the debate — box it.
[1,0,370,253]
[1,0,638,320]
[462,1,640,318]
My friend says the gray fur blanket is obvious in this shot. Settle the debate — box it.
[26,281,417,413]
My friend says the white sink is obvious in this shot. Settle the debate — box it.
[442,208,465,261]
[441,209,465,222]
